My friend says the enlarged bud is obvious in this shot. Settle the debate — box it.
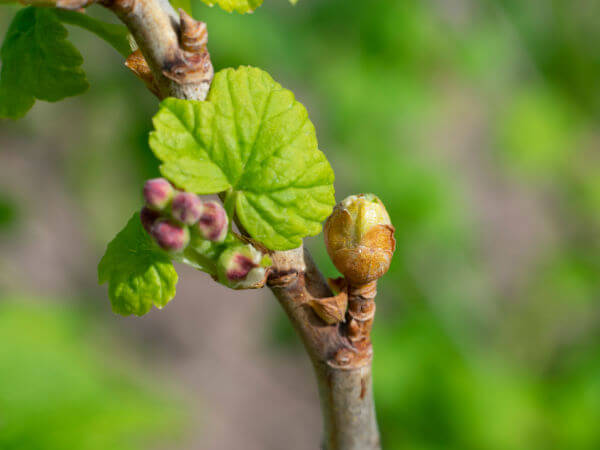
[171,192,203,225]
[151,219,190,253]
[196,200,228,242]
[217,245,267,289]
[140,206,161,233]
[143,178,174,211]
[324,194,395,285]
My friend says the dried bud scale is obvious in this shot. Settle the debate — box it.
[125,50,161,98]
[308,293,348,325]
[179,10,208,53]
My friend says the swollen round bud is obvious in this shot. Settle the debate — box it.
[217,245,266,289]
[151,219,190,253]
[140,206,161,233]
[196,200,228,242]
[143,178,174,210]
[324,193,395,285]
[171,192,203,225]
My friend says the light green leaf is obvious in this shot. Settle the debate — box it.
[98,213,178,316]
[149,66,335,250]
[54,9,131,58]
[0,7,88,119]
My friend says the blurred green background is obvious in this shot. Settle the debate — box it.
[1,0,600,448]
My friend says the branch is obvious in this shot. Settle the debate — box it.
[43,0,382,447]
[269,248,380,449]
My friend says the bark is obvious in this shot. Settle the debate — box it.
[269,249,380,449]
[48,1,382,447]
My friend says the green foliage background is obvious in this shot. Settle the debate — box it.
[1,0,600,448]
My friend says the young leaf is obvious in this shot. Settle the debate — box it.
[0,7,88,119]
[98,213,178,316]
[149,66,335,250]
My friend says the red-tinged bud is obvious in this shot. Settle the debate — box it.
[140,206,161,233]
[151,219,190,252]
[217,245,267,289]
[196,200,228,242]
[171,192,203,225]
[143,178,174,211]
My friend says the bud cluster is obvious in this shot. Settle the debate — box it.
[140,178,270,289]
[141,178,228,253]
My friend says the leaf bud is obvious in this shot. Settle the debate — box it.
[140,206,161,233]
[151,219,190,253]
[143,178,174,211]
[217,245,267,289]
[324,194,395,285]
[196,200,228,242]
[171,192,203,225]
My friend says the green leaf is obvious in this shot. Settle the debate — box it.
[149,66,335,250]
[0,7,88,119]
[98,213,178,316]
[54,9,131,58]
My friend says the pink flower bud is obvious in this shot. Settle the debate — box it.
[140,206,161,233]
[227,253,258,280]
[171,192,203,225]
[196,200,228,242]
[217,245,267,289]
[151,219,190,252]
[143,178,174,210]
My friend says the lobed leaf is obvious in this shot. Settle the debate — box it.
[0,7,88,119]
[149,66,335,250]
[98,213,178,316]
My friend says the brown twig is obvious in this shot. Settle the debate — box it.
[44,0,381,447]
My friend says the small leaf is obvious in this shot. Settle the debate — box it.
[149,66,335,250]
[98,213,178,316]
[0,7,88,119]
